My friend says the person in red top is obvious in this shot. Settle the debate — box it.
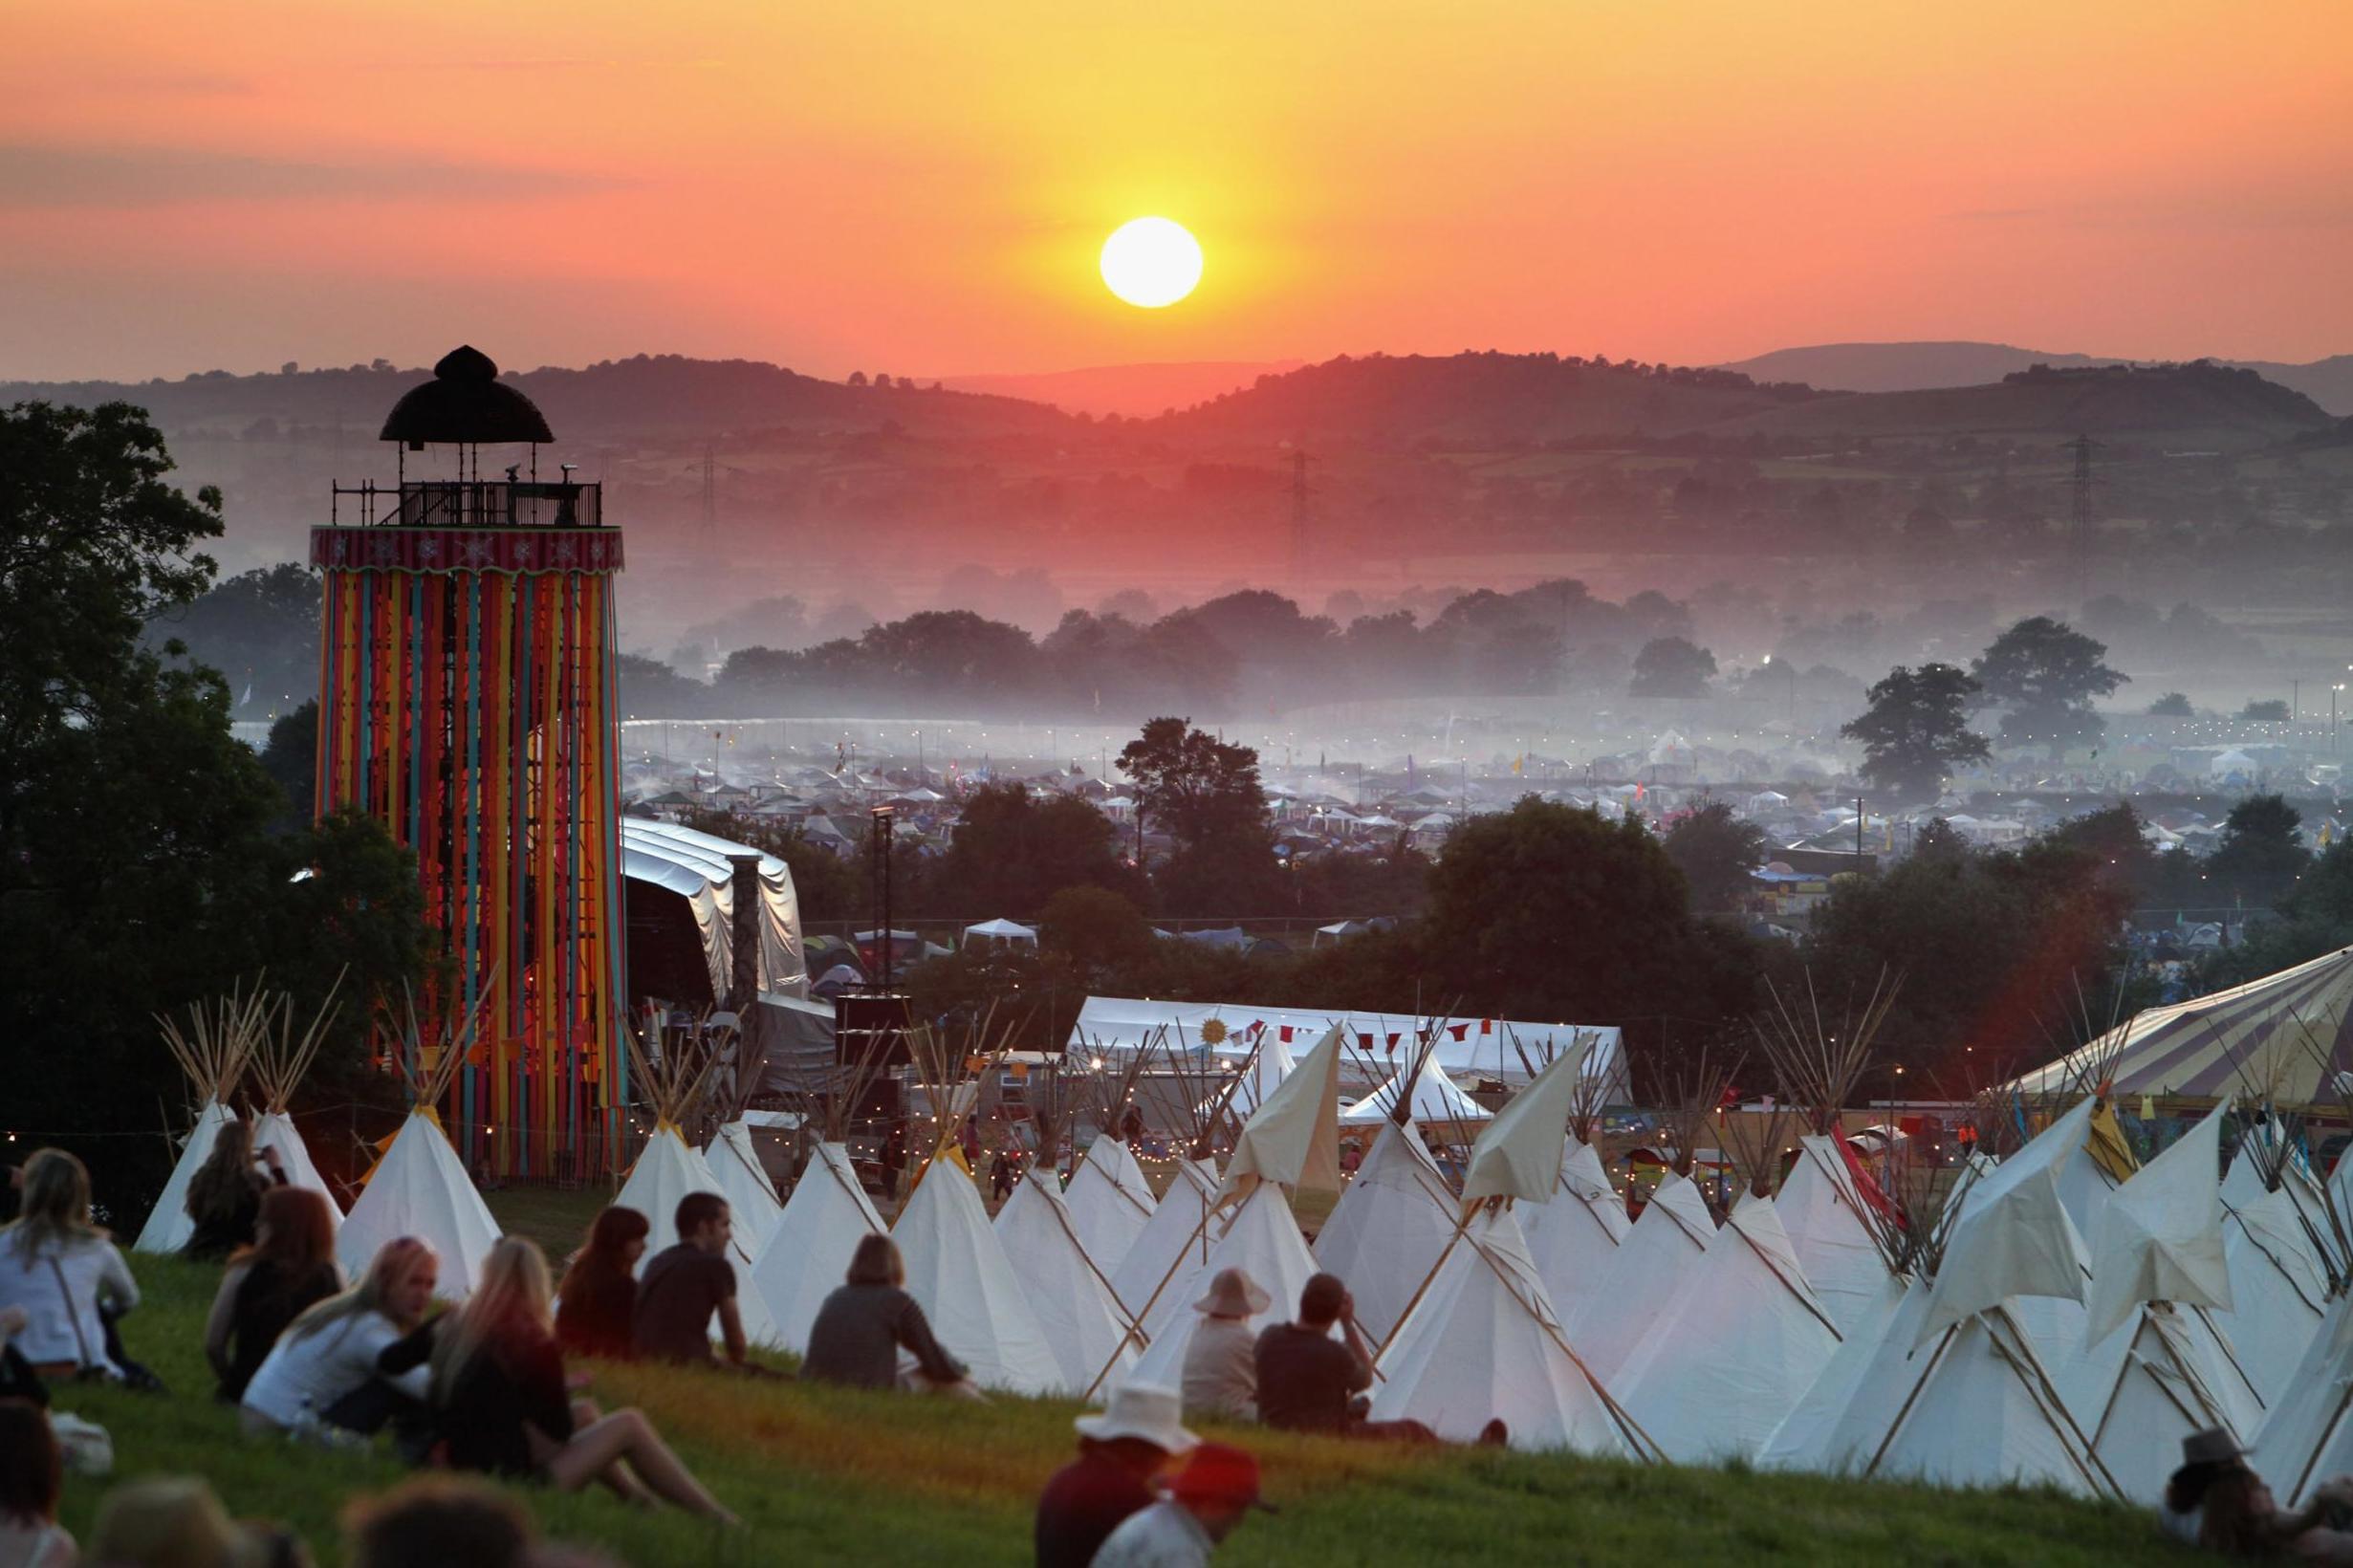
[1034,1382,1195,1568]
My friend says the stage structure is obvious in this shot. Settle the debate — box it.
[312,345,629,1177]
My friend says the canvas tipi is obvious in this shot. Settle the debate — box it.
[246,980,348,1230]
[1369,1047,1658,1456]
[1614,1100,1843,1462]
[1109,1026,1341,1399]
[135,987,270,1253]
[992,1067,1144,1393]
[1517,1061,1630,1327]
[745,1033,892,1353]
[1062,1043,1158,1274]
[336,994,502,1297]
[890,1028,1064,1394]
[1315,1034,1462,1347]
[1565,1060,1725,1380]
[1110,1037,1231,1318]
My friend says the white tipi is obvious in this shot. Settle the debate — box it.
[136,990,268,1253]
[1312,1119,1459,1348]
[337,997,501,1297]
[2212,1122,2330,1406]
[706,1120,785,1256]
[895,1154,1065,1394]
[745,1141,885,1353]
[1113,1155,1220,1317]
[994,1170,1143,1396]
[247,983,349,1231]
[1063,1136,1156,1277]
[1519,1138,1631,1329]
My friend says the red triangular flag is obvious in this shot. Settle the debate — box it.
[1385,1033,1401,1051]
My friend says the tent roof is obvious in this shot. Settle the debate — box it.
[2004,946,2353,1103]
[1070,995,1628,1096]
[1340,1058,1492,1127]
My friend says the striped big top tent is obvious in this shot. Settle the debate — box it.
[2007,946,2353,1104]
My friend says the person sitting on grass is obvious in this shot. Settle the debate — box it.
[0,1397,74,1568]
[1180,1268,1266,1425]
[0,1149,140,1382]
[801,1233,975,1396]
[343,1474,533,1568]
[1253,1274,1460,1445]
[1090,1441,1272,1568]
[631,1194,752,1370]
[555,1207,647,1361]
[1035,1382,1195,1568]
[205,1187,342,1405]
[2173,1433,2353,1562]
[241,1236,438,1442]
[384,1236,736,1522]
[185,1119,289,1263]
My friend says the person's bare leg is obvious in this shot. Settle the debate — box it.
[544,1409,737,1523]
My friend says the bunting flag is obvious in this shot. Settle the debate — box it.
[1449,1022,1469,1041]
[1385,1032,1402,1053]
[1278,1025,1295,1043]
[1479,1018,1493,1035]
[1359,1033,1375,1051]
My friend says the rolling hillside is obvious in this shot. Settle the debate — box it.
[1723,341,2353,416]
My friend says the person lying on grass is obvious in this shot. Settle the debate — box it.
[632,1194,764,1373]
[555,1208,647,1362]
[382,1237,737,1523]
[801,1234,977,1398]
[241,1236,438,1443]
[205,1187,342,1405]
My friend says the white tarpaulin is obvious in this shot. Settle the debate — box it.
[1919,1097,2097,1347]
[1068,996,1628,1098]
[621,818,806,1000]
[1221,1026,1343,1202]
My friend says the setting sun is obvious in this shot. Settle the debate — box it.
[1100,217,1203,309]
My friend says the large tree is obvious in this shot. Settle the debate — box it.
[1972,617,2126,760]
[930,781,1141,915]
[1841,664,1991,799]
[2206,795,2309,909]
[1628,636,1717,699]
[1118,717,1279,915]
[2,402,430,1209]
[1663,801,1769,913]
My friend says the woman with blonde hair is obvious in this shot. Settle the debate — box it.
[241,1234,437,1439]
[0,1149,140,1380]
[184,1119,286,1263]
[381,1237,734,1521]
[204,1187,341,1404]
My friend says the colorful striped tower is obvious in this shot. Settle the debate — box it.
[312,345,628,1177]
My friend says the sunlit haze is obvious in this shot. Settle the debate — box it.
[4,0,2349,380]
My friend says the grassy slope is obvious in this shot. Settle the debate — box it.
[49,1203,2203,1568]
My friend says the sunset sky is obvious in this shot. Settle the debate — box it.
[4,0,2349,382]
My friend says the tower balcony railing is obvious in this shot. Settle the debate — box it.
[328,479,605,531]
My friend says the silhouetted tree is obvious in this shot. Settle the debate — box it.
[1664,801,1769,913]
[2239,699,2290,723]
[2148,692,2194,717]
[1628,637,1716,698]
[1841,664,1991,799]
[1972,617,2126,760]
[2206,795,2308,908]
[1118,717,1278,916]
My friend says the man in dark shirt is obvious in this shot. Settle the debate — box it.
[1035,1382,1195,1568]
[632,1192,749,1368]
[1253,1273,1372,1433]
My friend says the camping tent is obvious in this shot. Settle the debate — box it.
[337,1111,503,1298]
[745,1143,885,1352]
[2003,946,2353,1103]
[1614,1191,1843,1461]
[134,1100,236,1254]
[1110,1156,1221,1318]
[2212,1138,2330,1405]
[1116,1181,1318,1398]
[1519,1139,1631,1328]
[893,1160,1064,1395]
[1565,1172,1716,1380]
[1338,1061,1492,1130]
[1063,1136,1158,1274]
[251,1110,342,1231]
[705,1120,786,1255]
[1776,1134,1896,1337]
[1068,996,1628,1096]
[963,918,1038,946]
[1311,1121,1461,1347]
[1369,1204,1649,1456]
[992,1171,1141,1395]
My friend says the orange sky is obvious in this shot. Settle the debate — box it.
[3,0,2349,381]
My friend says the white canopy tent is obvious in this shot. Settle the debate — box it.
[621,818,806,1000]
[1070,995,1626,1096]
[962,918,1038,946]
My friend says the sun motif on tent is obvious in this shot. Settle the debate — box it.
[1200,1017,1229,1046]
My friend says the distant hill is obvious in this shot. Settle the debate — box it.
[1713,360,2335,451]
[0,353,1077,443]
[1148,351,1819,444]
[937,359,1300,418]
[1722,340,2353,416]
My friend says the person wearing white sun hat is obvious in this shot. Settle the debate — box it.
[1035,1383,1197,1568]
[1182,1267,1270,1424]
